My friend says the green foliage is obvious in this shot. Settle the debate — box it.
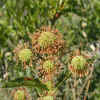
[43,96,53,100]
[1,77,48,91]
[0,0,100,100]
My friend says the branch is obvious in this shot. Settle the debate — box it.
[78,66,94,97]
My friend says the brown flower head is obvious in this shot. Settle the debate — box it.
[68,50,91,77]
[13,43,32,69]
[31,26,65,56]
[11,87,31,100]
[36,56,63,82]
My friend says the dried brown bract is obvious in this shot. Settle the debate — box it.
[13,43,32,69]
[30,26,65,56]
[68,50,92,77]
[36,56,63,82]
[11,87,31,100]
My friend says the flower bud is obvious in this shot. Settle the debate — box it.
[71,56,86,70]
[14,90,25,100]
[43,60,54,71]
[18,49,32,62]
[38,32,56,48]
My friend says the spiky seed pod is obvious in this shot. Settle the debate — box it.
[13,43,33,69]
[14,90,25,100]
[43,60,54,71]
[31,26,65,56]
[18,49,32,62]
[37,59,55,82]
[69,55,89,77]
[71,56,86,70]
[11,88,31,100]
[38,32,56,48]
[36,56,63,82]
[13,43,31,62]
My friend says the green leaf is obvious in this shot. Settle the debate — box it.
[1,77,48,92]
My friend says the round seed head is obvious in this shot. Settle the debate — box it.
[71,56,86,70]
[38,32,56,48]
[14,90,25,100]
[43,60,54,71]
[18,49,32,62]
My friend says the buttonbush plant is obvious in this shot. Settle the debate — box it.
[0,0,100,100]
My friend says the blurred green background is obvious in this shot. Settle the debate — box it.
[0,0,100,100]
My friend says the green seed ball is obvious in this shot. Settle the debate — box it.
[71,56,86,70]
[38,32,56,48]
[18,49,32,62]
[14,90,25,100]
[43,60,54,71]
